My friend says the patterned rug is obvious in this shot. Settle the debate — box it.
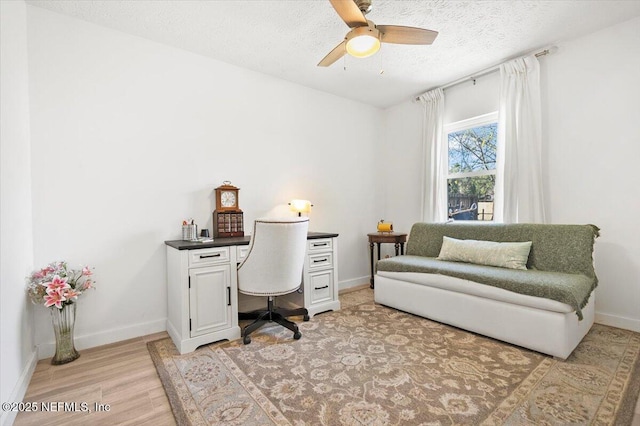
[148,288,640,425]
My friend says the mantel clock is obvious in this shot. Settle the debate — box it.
[215,181,241,212]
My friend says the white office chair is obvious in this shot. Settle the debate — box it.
[237,217,310,344]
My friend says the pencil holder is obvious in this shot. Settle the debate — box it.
[182,224,197,241]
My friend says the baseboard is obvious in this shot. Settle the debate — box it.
[338,276,369,293]
[1,349,38,426]
[37,318,166,359]
[595,311,640,333]
[339,283,370,294]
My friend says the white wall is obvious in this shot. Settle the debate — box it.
[378,101,423,234]
[443,72,500,125]
[542,16,640,331]
[0,1,37,424]
[382,17,640,331]
[26,6,381,356]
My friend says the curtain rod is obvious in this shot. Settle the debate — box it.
[414,47,555,101]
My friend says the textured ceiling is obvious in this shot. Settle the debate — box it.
[25,0,640,108]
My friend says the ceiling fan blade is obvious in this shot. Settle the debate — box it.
[318,41,347,67]
[329,0,368,28]
[377,25,438,45]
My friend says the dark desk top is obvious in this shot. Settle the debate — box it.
[165,231,339,250]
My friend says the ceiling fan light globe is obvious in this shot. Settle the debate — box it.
[345,26,381,58]
[346,35,380,58]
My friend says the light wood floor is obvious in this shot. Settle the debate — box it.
[13,323,640,425]
[14,332,176,426]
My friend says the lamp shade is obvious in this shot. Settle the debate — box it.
[289,199,312,215]
[345,26,381,58]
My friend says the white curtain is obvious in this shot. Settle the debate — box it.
[418,88,447,222]
[494,55,546,223]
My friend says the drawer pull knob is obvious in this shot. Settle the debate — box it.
[315,285,329,290]
[313,258,328,263]
[200,253,221,259]
[313,242,328,247]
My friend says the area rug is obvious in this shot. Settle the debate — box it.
[148,289,640,425]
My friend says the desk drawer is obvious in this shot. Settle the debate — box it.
[236,245,250,263]
[308,238,332,252]
[188,247,230,267]
[308,252,332,270]
[309,269,333,304]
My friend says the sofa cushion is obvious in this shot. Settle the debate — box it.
[437,236,532,270]
[376,255,595,319]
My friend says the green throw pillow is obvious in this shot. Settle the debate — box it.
[437,236,532,270]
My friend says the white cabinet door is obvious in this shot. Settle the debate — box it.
[189,265,231,337]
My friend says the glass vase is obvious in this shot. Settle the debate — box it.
[50,303,80,365]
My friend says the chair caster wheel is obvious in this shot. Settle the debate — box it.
[303,315,310,321]
[243,335,251,345]
[293,331,302,340]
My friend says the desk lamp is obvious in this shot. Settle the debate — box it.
[289,199,313,217]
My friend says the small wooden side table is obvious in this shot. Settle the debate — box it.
[368,232,408,289]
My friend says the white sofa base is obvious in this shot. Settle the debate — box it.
[374,274,595,359]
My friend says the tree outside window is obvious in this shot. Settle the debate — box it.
[445,112,498,221]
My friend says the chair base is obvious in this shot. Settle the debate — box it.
[239,298,309,344]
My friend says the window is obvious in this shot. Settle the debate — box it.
[444,112,498,221]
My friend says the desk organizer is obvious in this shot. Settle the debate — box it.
[182,224,197,241]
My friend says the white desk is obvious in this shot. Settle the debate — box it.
[164,232,340,354]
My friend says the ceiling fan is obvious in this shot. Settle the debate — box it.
[318,0,438,67]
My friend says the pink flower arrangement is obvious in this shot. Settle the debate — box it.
[26,261,95,309]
